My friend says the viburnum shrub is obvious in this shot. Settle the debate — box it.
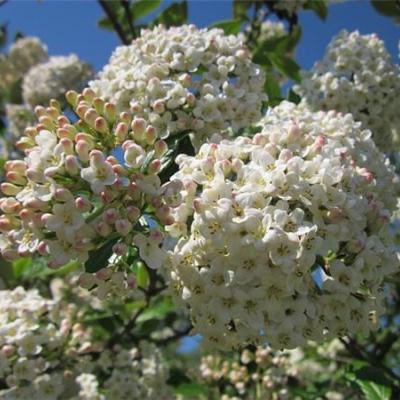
[0,88,183,277]
[90,24,267,148]
[167,101,399,350]
[294,30,400,152]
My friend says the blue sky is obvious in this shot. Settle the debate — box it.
[1,0,399,74]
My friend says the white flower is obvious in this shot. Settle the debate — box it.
[133,232,167,269]
[81,151,116,193]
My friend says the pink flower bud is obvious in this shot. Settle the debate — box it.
[5,171,26,185]
[54,188,74,202]
[1,183,20,196]
[66,90,78,107]
[76,103,89,119]
[37,241,47,255]
[1,345,15,358]
[79,272,97,288]
[75,197,92,212]
[103,208,118,224]
[104,102,117,123]
[65,155,80,175]
[186,93,195,106]
[6,160,27,173]
[93,97,105,114]
[0,217,13,232]
[75,140,90,162]
[60,137,74,154]
[148,159,161,174]
[34,105,46,117]
[132,117,146,140]
[130,102,143,113]
[112,242,128,256]
[83,88,95,102]
[192,118,204,130]
[154,140,168,157]
[114,122,128,143]
[115,219,132,236]
[126,206,141,222]
[95,222,112,237]
[279,149,293,162]
[1,249,19,261]
[149,229,163,245]
[153,100,165,113]
[145,125,156,144]
[0,198,21,214]
[95,117,109,134]
[127,273,136,289]
[96,268,112,281]
[84,108,98,126]
[253,133,267,146]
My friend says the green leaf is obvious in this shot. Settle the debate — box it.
[97,16,114,32]
[153,1,187,27]
[264,74,281,105]
[0,24,7,49]
[84,238,118,273]
[269,54,301,82]
[233,0,251,21]
[131,0,161,20]
[356,381,391,400]
[304,0,328,20]
[355,366,393,387]
[173,383,207,397]
[12,257,32,279]
[287,88,301,104]
[136,296,174,323]
[371,0,400,22]
[135,261,150,289]
[210,19,242,35]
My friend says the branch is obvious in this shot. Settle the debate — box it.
[98,0,130,45]
[121,0,136,40]
[374,332,400,361]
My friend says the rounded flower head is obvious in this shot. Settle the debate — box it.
[167,101,399,350]
[294,30,400,152]
[22,55,93,108]
[6,104,36,139]
[90,24,266,148]
[0,89,182,273]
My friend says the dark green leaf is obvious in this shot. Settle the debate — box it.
[131,0,161,20]
[356,381,391,400]
[173,383,208,397]
[0,24,7,48]
[269,54,301,82]
[210,19,242,35]
[287,88,301,104]
[371,0,400,20]
[136,261,150,289]
[264,74,282,105]
[136,296,174,323]
[153,1,187,27]
[85,238,118,273]
[97,16,114,32]
[304,0,328,20]
[355,366,393,387]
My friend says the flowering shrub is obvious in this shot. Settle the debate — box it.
[167,101,399,350]
[0,88,183,275]
[294,30,400,152]
[22,55,93,108]
[0,283,172,400]
[90,24,266,148]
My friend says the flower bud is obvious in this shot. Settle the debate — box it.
[95,117,109,134]
[114,122,128,143]
[154,140,168,157]
[65,155,80,175]
[126,206,141,222]
[75,196,92,212]
[1,183,21,196]
[104,102,116,123]
[115,219,132,236]
[95,222,112,237]
[148,159,161,174]
[66,90,79,107]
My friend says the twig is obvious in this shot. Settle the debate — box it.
[121,0,136,40]
[98,0,129,45]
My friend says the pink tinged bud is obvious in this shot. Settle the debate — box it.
[76,104,89,120]
[19,208,32,221]
[112,242,128,256]
[65,155,80,176]
[359,168,374,183]
[153,100,165,113]
[93,97,105,114]
[37,241,47,255]
[5,172,26,185]
[16,137,35,152]
[314,135,327,152]
[193,199,204,213]
[128,182,141,198]
[57,115,70,127]
[102,208,118,224]
[55,188,74,202]
[95,222,112,237]
[66,90,78,107]
[34,105,46,118]
[192,118,204,130]
[104,102,117,123]
[60,137,74,154]
[130,102,142,113]
[236,48,248,59]
[1,183,21,196]
[156,204,170,217]
[154,140,168,157]
[132,117,146,140]
[127,273,136,289]
[0,198,21,214]
[23,198,46,211]
[90,149,106,165]
[84,108,99,126]
[101,190,115,204]
[1,345,15,358]
[327,207,343,222]
[115,219,132,236]
[279,149,293,162]
[148,159,161,174]
[152,196,163,208]
[114,122,128,143]
[149,229,163,244]
[126,206,141,222]
[112,164,128,176]
[0,217,13,232]
[82,88,95,103]
[75,140,90,162]
[6,160,27,173]
[161,215,174,226]
[78,273,96,289]
[75,196,92,212]
[253,133,267,146]
[145,125,157,144]
[186,93,196,106]
[288,123,300,139]
[96,268,112,281]
[46,106,60,120]
[95,117,109,134]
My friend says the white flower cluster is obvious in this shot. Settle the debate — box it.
[22,55,93,108]
[0,36,48,92]
[294,30,400,152]
[5,104,36,139]
[90,24,266,148]
[0,89,183,274]
[167,101,399,350]
[259,20,287,42]
[200,347,294,399]
[0,285,172,400]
